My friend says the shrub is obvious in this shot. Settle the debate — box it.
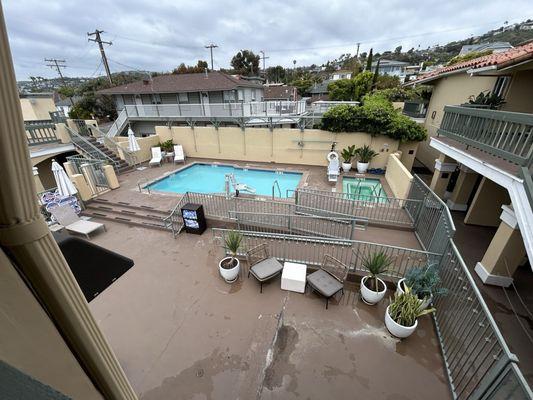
[321,93,427,142]
[159,139,174,152]
[388,286,435,327]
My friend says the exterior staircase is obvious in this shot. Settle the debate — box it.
[85,137,133,174]
[83,199,172,231]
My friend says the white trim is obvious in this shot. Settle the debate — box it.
[30,144,75,159]
[500,205,518,229]
[466,65,497,75]
[434,159,457,172]
[475,262,513,287]
[447,199,468,211]
[32,167,39,176]
[430,137,533,270]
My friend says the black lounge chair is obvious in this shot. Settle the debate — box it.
[246,243,283,293]
[306,255,348,309]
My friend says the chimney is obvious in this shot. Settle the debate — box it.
[142,78,150,85]
[204,68,208,78]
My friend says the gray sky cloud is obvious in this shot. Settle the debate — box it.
[4,0,533,80]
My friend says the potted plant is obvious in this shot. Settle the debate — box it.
[340,145,356,172]
[360,251,392,305]
[354,145,378,173]
[385,286,435,338]
[159,139,174,153]
[396,264,447,310]
[219,230,243,283]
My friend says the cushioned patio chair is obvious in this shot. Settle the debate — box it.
[246,243,284,293]
[306,254,348,309]
[51,205,106,239]
[149,147,162,167]
[174,144,185,163]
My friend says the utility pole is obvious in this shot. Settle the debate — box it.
[259,50,269,72]
[45,58,74,106]
[204,43,218,71]
[88,30,113,84]
[356,42,361,58]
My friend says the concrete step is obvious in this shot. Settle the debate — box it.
[83,210,170,232]
[90,198,171,215]
[85,203,168,222]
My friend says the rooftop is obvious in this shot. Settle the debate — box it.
[97,71,263,95]
[411,42,533,84]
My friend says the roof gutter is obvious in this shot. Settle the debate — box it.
[466,65,497,75]
[404,68,465,86]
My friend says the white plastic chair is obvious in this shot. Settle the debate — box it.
[174,145,185,163]
[149,147,162,167]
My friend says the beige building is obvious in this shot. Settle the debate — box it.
[19,92,57,120]
[411,43,533,288]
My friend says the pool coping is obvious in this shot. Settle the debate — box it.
[140,161,310,200]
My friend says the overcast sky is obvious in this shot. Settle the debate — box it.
[4,0,533,80]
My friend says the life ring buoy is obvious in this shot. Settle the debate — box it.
[327,151,339,162]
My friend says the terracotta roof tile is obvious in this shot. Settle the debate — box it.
[412,42,533,84]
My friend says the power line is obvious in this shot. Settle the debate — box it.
[88,29,113,84]
[44,58,74,105]
[205,43,218,71]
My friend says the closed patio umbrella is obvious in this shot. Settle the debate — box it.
[127,127,140,152]
[51,159,77,196]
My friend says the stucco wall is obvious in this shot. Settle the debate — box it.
[464,177,510,227]
[19,97,56,121]
[116,134,160,163]
[149,126,414,169]
[502,70,533,113]
[385,153,413,199]
[418,74,497,170]
[0,249,102,399]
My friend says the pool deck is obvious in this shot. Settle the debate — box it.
[88,221,450,400]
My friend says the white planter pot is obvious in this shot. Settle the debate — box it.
[360,276,386,305]
[357,161,369,173]
[342,162,352,172]
[219,257,240,283]
[385,305,418,338]
[396,278,432,310]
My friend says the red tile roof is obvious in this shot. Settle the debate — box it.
[98,71,262,95]
[412,42,533,84]
[263,85,300,100]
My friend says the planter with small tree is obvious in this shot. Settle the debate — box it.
[354,145,378,173]
[219,230,243,283]
[159,139,174,153]
[396,264,447,310]
[385,286,435,338]
[340,145,356,172]
[360,251,392,305]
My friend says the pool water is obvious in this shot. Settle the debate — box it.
[342,177,388,203]
[147,163,302,197]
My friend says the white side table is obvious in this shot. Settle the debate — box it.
[281,262,307,293]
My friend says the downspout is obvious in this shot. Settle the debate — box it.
[0,5,136,400]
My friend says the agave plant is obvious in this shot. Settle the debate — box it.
[362,251,392,291]
[223,230,242,269]
[404,264,447,301]
[355,145,378,163]
[340,145,356,163]
[389,286,435,327]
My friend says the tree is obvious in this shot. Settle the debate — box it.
[327,79,355,101]
[172,60,209,74]
[231,50,260,76]
[376,74,401,89]
[58,86,76,98]
[352,71,374,101]
[372,59,381,89]
[366,48,373,71]
[394,45,402,54]
[265,65,286,83]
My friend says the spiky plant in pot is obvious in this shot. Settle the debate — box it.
[362,251,391,291]
[340,145,356,163]
[388,286,435,327]
[403,264,447,301]
[222,230,242,269]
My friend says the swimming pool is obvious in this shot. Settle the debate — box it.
[147,163,302,198]
[342,177,388,203]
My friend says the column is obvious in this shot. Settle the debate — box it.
[33,167,45,193]
[475,205,527,287]
[429,154,457,198]
[102,165,120,189]
[446,165,478,211]
[464,177,510,227]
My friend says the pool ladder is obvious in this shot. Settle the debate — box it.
[272,180,282,199]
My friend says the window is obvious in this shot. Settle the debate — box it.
[151,94,161,104]
[493,76,510,97]
[223,91,235,102]
[177,92,189,104]
[251,89,256,102]
[237,90,244,102]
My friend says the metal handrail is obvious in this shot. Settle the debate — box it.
[272,180,281,199]
[65,125,119,170]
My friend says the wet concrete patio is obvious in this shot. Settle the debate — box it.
[89,221,451,400]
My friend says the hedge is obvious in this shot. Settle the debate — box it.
[320,94,427,142]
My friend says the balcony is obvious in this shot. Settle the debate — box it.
[436,106,533,169]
